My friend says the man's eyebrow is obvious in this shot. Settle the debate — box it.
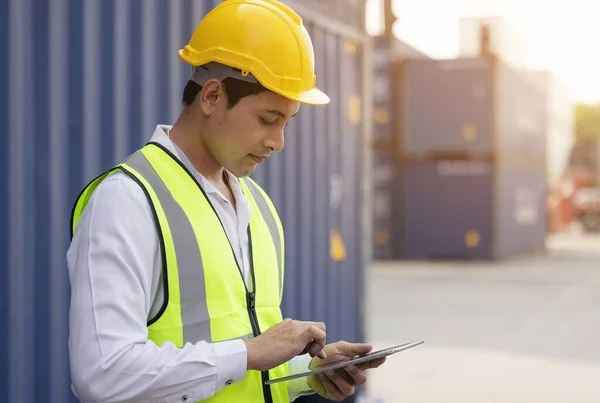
[265,110,298,119]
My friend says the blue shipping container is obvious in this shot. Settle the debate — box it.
[394,160,546,260]
[371,36,395,259]
[396,160,495,259]
[394,57,547,170]
[0,0,372,402]
[371,36,431,260]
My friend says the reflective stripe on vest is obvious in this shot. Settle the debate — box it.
[71,142,290,403]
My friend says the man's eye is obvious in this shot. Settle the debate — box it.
[260,117,276,126]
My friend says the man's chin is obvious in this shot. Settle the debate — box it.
[232,166,256,178]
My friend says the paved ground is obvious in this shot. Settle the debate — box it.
[362,229,600,403]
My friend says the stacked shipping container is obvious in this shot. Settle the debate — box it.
[372,35,396,260]
[372,36,430,260]
[0,1,372,402]
[389,57,548,260]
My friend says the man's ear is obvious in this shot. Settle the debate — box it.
[199,79,224,116]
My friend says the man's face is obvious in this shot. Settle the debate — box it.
[203,87,300,177]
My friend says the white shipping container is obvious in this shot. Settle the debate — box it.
[526,71,575,186]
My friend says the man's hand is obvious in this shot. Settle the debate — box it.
[307,341,386,401]
[245,318,327,371]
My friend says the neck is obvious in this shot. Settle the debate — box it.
[168,115,227,186]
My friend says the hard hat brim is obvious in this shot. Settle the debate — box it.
[282,87,330,106]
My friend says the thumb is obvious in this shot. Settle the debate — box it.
[338,342,373,357]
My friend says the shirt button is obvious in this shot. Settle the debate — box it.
[181,395,188,402]
[225,379,234,386]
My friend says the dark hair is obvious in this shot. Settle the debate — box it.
[182,77,268,108]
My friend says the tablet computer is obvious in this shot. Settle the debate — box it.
[264,339,424,385]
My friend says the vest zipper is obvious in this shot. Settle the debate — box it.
[247,231,275,403]
[246,293,274,403]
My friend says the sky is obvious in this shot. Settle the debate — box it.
[366,0,600,104]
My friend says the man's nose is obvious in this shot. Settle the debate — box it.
[265,128,285,152]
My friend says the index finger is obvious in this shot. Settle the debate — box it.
[306,326,327,352]
[307,321,326,332]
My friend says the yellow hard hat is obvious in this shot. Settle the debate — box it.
[178,0,330,105]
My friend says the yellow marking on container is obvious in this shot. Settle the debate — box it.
[375,108,390,125]
[330,229,347,261]
[465,230,481,248]
[348,95,362,126]
[462,123,477,142]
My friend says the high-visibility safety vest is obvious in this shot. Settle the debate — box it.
[70,142,290,403]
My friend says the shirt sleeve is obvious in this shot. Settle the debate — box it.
[67,174,247,403]
[286,354,316,401]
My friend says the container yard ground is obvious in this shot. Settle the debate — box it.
[364,229,600,403]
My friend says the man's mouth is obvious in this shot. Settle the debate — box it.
[249,154,268,163]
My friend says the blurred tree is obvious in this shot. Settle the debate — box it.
[575,103,600,141]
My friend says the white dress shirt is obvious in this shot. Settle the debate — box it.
[67,125,313,403]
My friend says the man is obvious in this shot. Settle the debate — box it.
[67,1,385,402]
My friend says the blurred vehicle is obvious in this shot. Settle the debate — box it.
[573,186,600,232]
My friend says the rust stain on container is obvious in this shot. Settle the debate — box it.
[375,230,390,245]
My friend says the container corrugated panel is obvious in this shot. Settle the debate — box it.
[395,160,495,259]
[397,58,495,157]
[0,1,371,402]
[494,164,547,258]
